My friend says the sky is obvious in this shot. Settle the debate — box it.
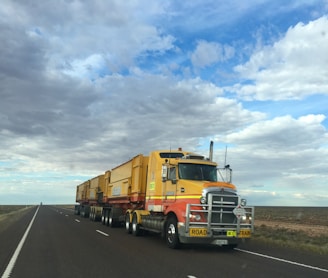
[1,0,328,206]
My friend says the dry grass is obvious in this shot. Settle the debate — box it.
[0,205,35,233]
[253,206,328,255]
[0,205,33,218]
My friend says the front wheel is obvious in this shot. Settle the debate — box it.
[166,216,180,249]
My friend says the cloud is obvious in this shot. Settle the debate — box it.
[1,0,175,78]
[224,114,327,149]
[215,114,328,206]
[231,16,328,100]
[191,40,235,68]
[1,1,327,206]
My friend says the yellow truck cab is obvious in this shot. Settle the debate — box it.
[134,149,254,248]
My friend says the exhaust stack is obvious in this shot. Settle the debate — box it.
[209,141,213,161]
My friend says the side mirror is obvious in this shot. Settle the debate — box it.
[161,165,168,182]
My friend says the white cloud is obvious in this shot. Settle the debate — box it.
[1,1,327,206]
[63,54,107,79]
[224,114,327,149]
[191,40,235,68]
[232,16,328,100]
[214,113,328,206]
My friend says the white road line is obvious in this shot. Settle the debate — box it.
[1,206,40,278]
[96,230,109,237]
[235,248,328,273]
[75,219,80,222]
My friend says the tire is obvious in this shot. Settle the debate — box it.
[109,209,116,227]
[101,211,105,225]
[166,216,180,249]
[105,210,109,226]
[125,212,132,234]
[74,206,80,215]
[132,213,141,236]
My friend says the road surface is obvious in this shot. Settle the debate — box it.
[1,205,327,278]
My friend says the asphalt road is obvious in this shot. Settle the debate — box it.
[1,205,327,278]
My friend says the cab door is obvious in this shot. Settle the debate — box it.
[163,165,177,202]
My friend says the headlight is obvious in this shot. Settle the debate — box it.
[200,196,207,204]
[240,198,247,207]
[189,213,201,221]
[241,215,252,224]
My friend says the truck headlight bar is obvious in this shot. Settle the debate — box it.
[189,213,202,221]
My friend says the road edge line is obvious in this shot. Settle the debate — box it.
[235,248,328,273]
[1,205,40,278]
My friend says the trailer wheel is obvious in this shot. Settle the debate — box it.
[125,213,132,234]
[105,209,110,226]
[109,210,116,227]
[109,210,113,227]
[166,216,180,249]
[101,211,105,225]
[132,213,141,236]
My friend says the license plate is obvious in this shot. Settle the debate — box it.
[213,239,228,245]
[189,228,208,237]
[239,229,251,238]
[227,230,237,237]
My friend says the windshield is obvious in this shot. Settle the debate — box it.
[178,163,217,181]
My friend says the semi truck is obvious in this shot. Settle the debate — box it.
[75,142,254,249]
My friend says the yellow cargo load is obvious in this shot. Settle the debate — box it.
[89,174,105,201]
[76,180,90,203]
[107,154,148,203]
[103,170,111,202]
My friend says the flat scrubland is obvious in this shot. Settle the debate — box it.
[253,206,328,255]
[1,205,327,254]
[0,205,35,233]
[0,205,34,218]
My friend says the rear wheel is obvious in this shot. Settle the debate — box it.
[166,216,180,249]
[105,209,109,226]
[132,213,141,236]
[125,212,132,234]
[89,209,94,221]
[109,210,114,227]
[101,211,105,225]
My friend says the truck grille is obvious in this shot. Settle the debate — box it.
[209,193,238,224]
[185,192,254,237]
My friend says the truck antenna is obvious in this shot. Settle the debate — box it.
[224,145,228,167]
